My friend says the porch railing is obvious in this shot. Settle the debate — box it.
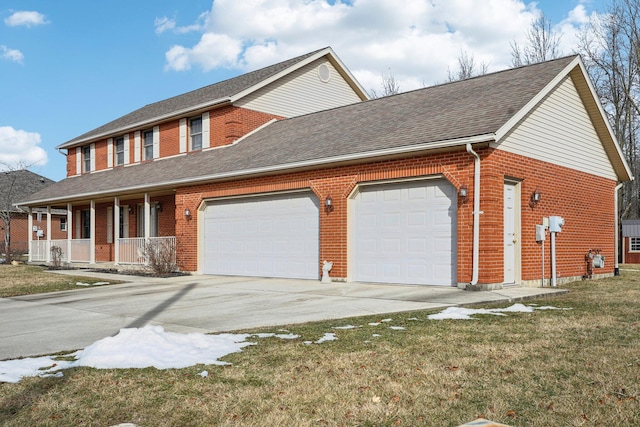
[117,236,176,265]
[30,239,88,263]
[30,237,175,265]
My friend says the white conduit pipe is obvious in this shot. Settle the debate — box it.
[615,183,623,276]
[466,143,481,286]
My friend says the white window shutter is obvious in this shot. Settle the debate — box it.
[179,118,187,153]
[107,138,113,168]
[90,143,96,172]
[134,131,141,163]
[153,126,160,159]
[202,112,210,149]
[75,147,81,175]
[106,207,113,244]
[124,134,130,164]
[122,206,129,237]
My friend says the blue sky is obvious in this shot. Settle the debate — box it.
[0,0,606,181]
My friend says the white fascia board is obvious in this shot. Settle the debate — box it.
[229,47,369,103]
[24,133,494,206]
[573,58,633,181]
[56,98,232,150]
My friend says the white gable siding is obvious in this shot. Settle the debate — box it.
[496,76,617,180]
[236,58,362,118]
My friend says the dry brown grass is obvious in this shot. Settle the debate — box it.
[0,264,122,297]
[1,270,640,426]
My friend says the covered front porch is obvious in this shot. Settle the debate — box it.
[28,191,177,268]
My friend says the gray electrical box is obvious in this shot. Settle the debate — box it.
[549,216,565,233]
[536,224,546,242]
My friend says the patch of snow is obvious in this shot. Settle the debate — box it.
[372,334,381,337]
[380,318,392,323]
[368,322,381,326]
[199,370,208,377]
[333,325,358,330]
[315,333,337,344]
[0,325,254,383]
[75,281,110,287]
[389,326,406,330]
[407,317,420,321]
[428,304,571,320]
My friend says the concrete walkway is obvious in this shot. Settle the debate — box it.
[0,270,568,360]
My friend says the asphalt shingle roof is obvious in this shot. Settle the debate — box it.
[59,47,328,148]
[22,55,577,206]
[1,170,55,213]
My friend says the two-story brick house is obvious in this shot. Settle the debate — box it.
[19,47,631,289]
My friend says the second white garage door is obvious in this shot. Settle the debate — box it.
[351,179,457,286]
[203,192,320,279]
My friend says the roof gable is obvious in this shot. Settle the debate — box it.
[58,47,368,149]
[1,170,54,213]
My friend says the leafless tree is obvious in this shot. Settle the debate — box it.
[447,51,489,82]
[577,0,640,219]
[511,13,563,66]
[0,162,31,262]
[369,69,401,98]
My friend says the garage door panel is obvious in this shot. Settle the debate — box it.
[203,192,319,279]
[353,180,457,286]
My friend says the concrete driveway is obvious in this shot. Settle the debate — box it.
[0,271,567,360]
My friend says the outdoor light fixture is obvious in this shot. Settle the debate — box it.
[156,202,162,212]
[325,196,334,212]
[184,208,191,218]
[530,189,541,207]
[459,185,468,199]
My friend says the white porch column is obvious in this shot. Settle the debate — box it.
[114,197,120,265]
[90,200,96,264]
[144,194,150,265]
[67,203,72,263]
[27,207,33,263]
[46,206,52,263]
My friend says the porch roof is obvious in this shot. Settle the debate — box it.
[20,55,615,207]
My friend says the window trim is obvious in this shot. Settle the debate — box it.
[143,129,154,160]
[630,237,640,252]
[60,217,67,232]
[190,116,203,151]
[114,136,125,166]
[82,145,91,173]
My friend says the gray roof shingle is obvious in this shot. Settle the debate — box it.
[1,170,55,213]
[59,47,329,148]
[22,55,577,206]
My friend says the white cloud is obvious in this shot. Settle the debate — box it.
[0,45,24,63]
[154,16,176,34]
[161,0,599,91]
[4,10,48,27]
[0,126,47,168]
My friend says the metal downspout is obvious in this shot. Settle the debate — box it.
[615,183,623,276]
[466,143,481,286]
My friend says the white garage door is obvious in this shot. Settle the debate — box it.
[203,192,320,279]
[352,179,457,286]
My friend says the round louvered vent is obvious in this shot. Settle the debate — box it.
[318,64,331,83]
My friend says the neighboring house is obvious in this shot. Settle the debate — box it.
[1,170,67,258]
[17,47,632,289]
[621,220,640,264]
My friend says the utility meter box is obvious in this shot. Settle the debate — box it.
[549,216,565,233]
[536,224,546,242]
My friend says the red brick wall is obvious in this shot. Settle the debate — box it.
[65,107,282,176]
[2,213,68,254]
[174,146,617,285]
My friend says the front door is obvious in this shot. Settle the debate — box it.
[504,182,518,284]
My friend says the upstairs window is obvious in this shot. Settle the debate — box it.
[82,145,92,172]
[190,116,203,151]
[143,129,154,160]
[115,137,125,166]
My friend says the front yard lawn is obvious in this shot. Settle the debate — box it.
[0,264,123,297]
[1,269,639,426]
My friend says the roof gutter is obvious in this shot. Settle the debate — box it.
[21,133,495,206]
[466,143,481,287]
